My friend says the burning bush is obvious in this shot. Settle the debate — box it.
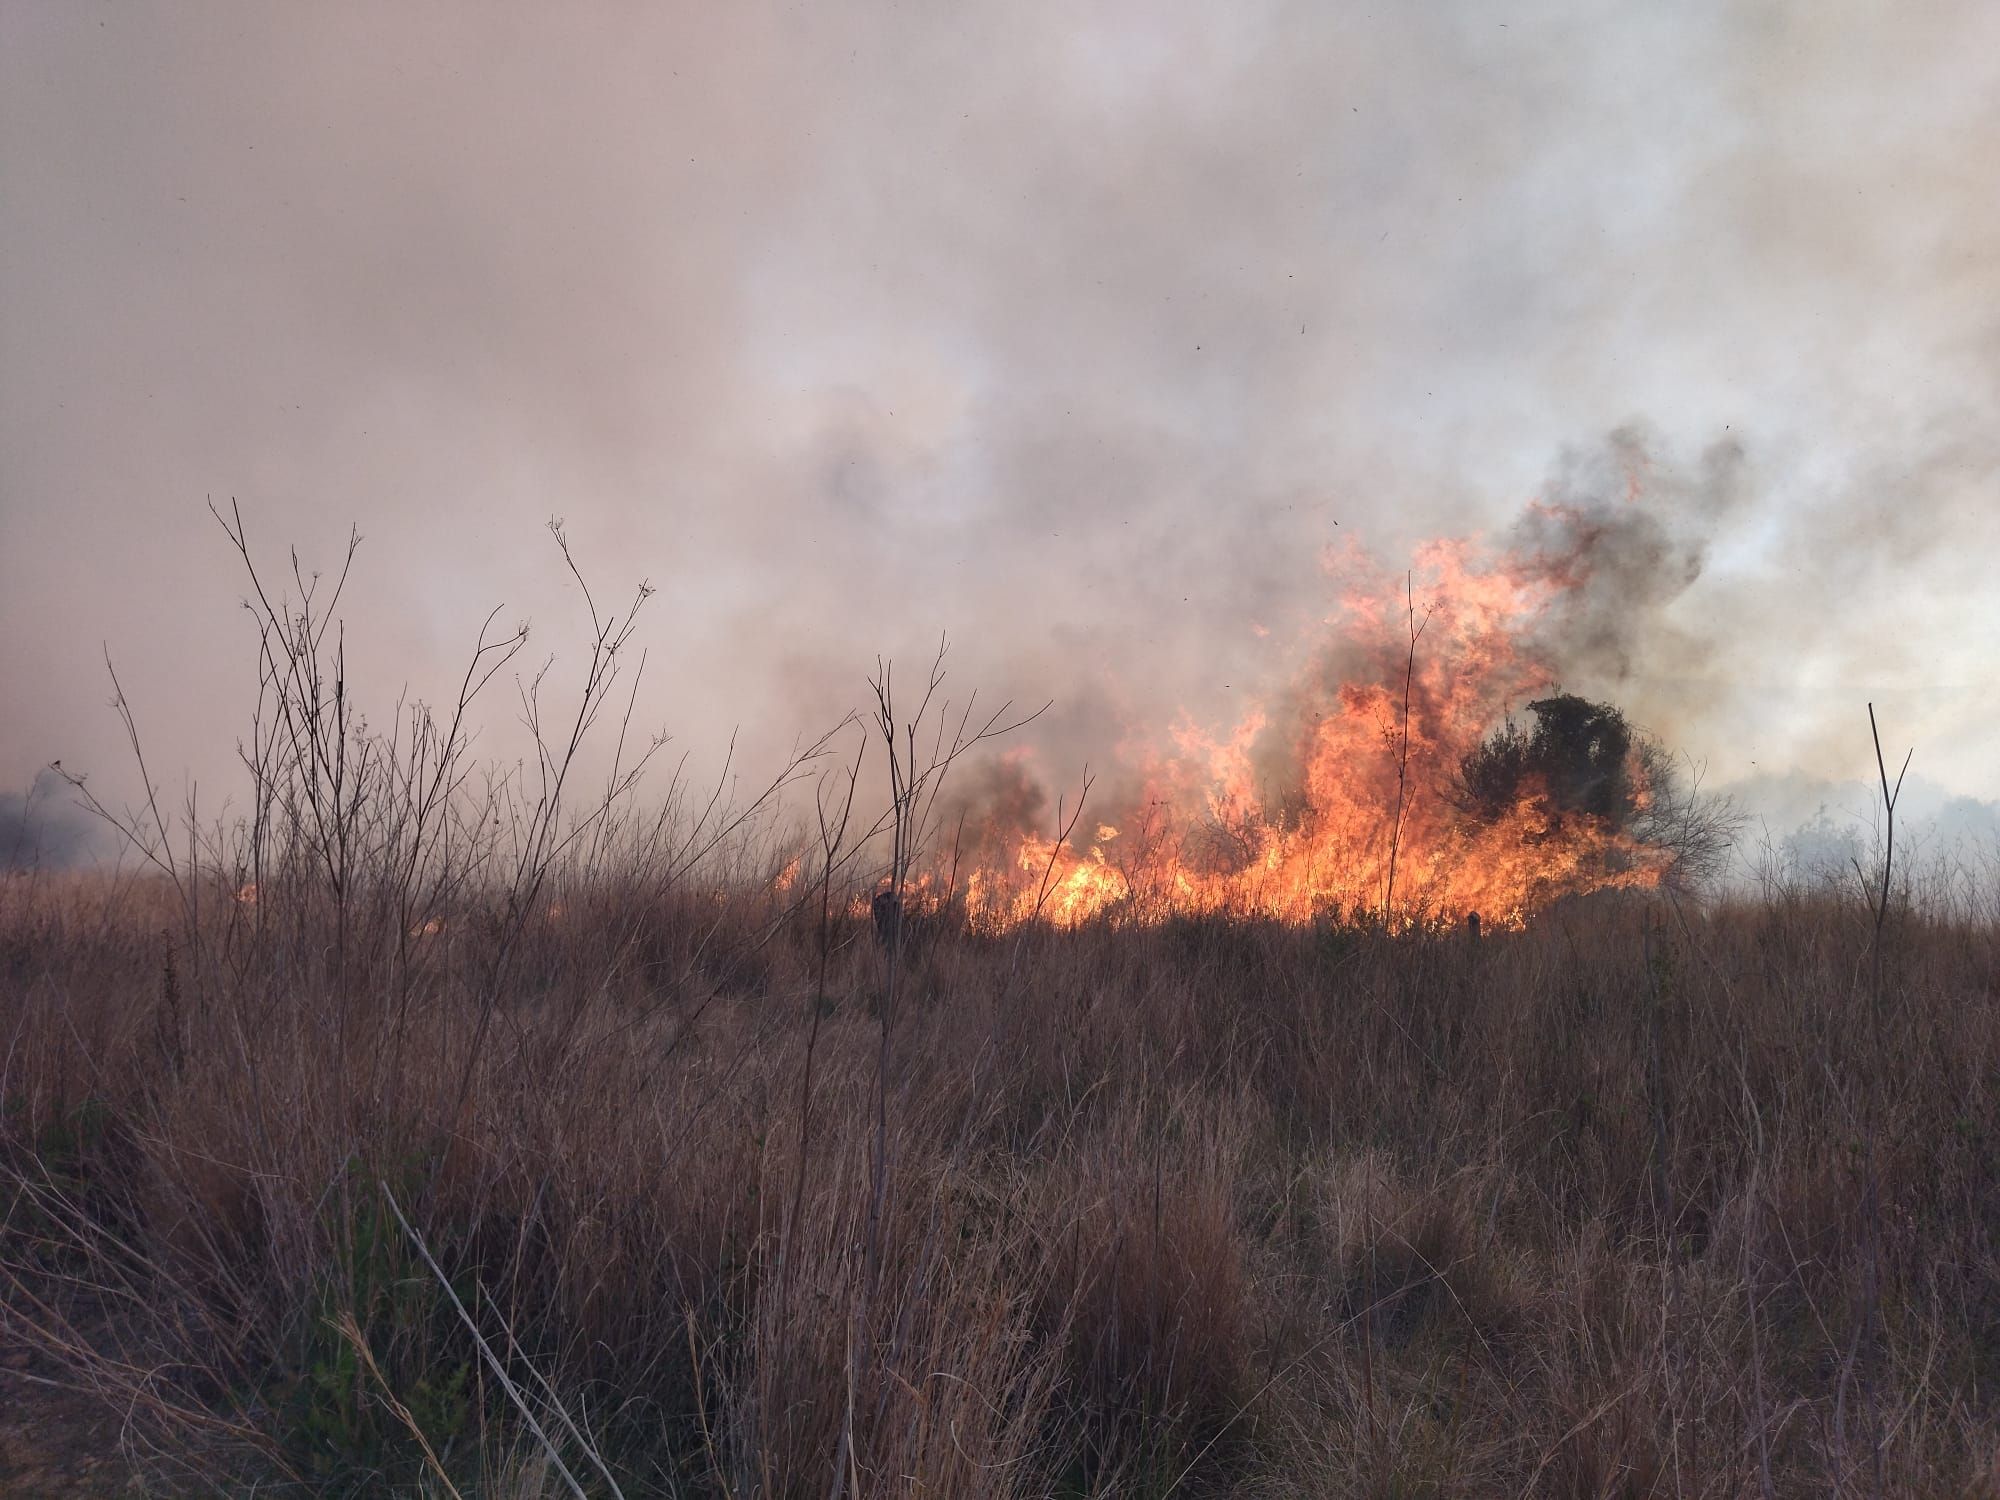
[1454,693,1741,897]
[1454,694,1639,829]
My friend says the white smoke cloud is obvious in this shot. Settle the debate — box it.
[3,1,1996,827]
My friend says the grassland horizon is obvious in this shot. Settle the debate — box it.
[2,524,1996,1497]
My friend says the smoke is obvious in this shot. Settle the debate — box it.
[0,769,102,872]
[1160,427,1744,832]
[3,1,1997,836]
[1506,428,1746,689]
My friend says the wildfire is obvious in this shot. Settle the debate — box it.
[921,508,1677,934]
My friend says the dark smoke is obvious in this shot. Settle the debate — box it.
[937,755,1053,867]
[0,768,102,872]
[1508,425,1747,689]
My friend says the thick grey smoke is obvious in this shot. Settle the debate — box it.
[1507,429,1745,689]
[3,2,1996,834]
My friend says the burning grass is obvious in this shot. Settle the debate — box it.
[2,503,1993,1494]
[918,503,1746,936]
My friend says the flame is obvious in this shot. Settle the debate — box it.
[847,871,948,923]
[412,916,446,938]
[936,520,1673,933]
[234,882,258,906]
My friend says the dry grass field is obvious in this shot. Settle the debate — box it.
[3,522,1995,1496]
[3,857,1997,1497]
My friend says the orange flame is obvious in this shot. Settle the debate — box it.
[940,522,1671,933]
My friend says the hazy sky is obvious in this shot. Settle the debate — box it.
[4,1,1997,846]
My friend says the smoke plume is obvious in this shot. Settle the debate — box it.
[3,3,1996,833]
[0,769,101,873]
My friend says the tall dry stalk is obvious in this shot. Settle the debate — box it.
[1382,571,1434,922]
[830,641,1041,1500]
[1834,703,1910,1500]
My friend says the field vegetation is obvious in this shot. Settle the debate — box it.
[3,518,1996,1496]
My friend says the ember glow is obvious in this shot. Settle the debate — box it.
[940,509,1677,933]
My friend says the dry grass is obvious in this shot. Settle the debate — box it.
[3,863,1997,1498]
[4,526,1993,1494]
